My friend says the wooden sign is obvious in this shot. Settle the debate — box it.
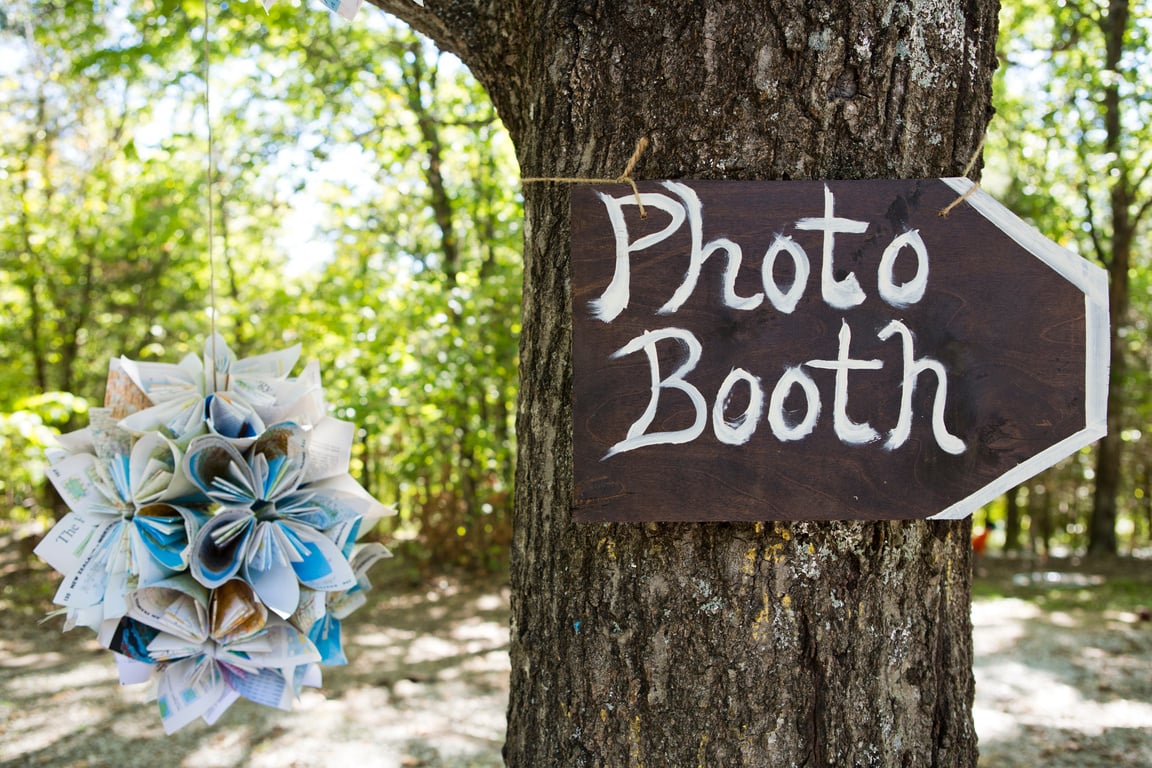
[571,179,1109,522]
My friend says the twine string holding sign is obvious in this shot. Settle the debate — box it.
[524,135,983,220]
[203,0,220,389]
[522,137,651,218]
[938,135,986,218]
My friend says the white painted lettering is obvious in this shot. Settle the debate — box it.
[587,183,967,460]
[592,191,687,323]
[877,320,965,454]
[712,368,764,445]
[878,229,929,308]
[768,366,821,441]
[658,181,764,315]
[761,235,810,314]
[805,319,883,444]
[795,185,870,309]
[604,328,708,458]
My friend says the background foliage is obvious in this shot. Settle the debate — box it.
[0,0,521,572]
[983,0,1151,556]
[1,0,1148,565]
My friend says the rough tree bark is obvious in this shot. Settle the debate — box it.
[370,1,999,764]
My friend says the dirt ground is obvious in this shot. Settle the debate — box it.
[0,543,510,768]
[972,558,1152,768]
[2,537,1150,767]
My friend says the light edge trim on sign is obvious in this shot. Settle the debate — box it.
[929,422,1108,519]
[929,178,1110,520]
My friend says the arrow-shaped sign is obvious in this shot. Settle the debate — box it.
[571,178,1109,522]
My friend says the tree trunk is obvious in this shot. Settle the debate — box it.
[372,1,998,764]
[1087,0,1133,558]
[1143,463,1152,553]
[1003,485,1023,553]
[1032,478,1053,559]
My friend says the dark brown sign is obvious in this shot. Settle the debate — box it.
[571,179,1109,522]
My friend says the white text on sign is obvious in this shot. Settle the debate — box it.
[591,182,964,459]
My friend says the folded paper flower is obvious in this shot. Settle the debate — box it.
[114,336,322,447]
[293,542,391,665]
[36,417,208,631]
[103,577,321,734]
[35,335,394,731]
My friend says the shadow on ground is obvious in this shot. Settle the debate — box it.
[0,546,510,768]
[973,556,1152,768]
[4,532,1151,767]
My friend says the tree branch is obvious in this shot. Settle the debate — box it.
[1129,160,1152,229]
[363,1,528,144]
[1133,194,1152,231]
[1081,183,1109,267]
[365,0,484,65]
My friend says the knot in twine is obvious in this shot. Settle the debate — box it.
[522,137,651,218]
[938,135,986,217]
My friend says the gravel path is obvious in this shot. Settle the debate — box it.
[973,595,1152,767]
[3,554,1150,767]
[1,576,510,768]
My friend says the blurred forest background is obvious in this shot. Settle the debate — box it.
[1,0,1149,570]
